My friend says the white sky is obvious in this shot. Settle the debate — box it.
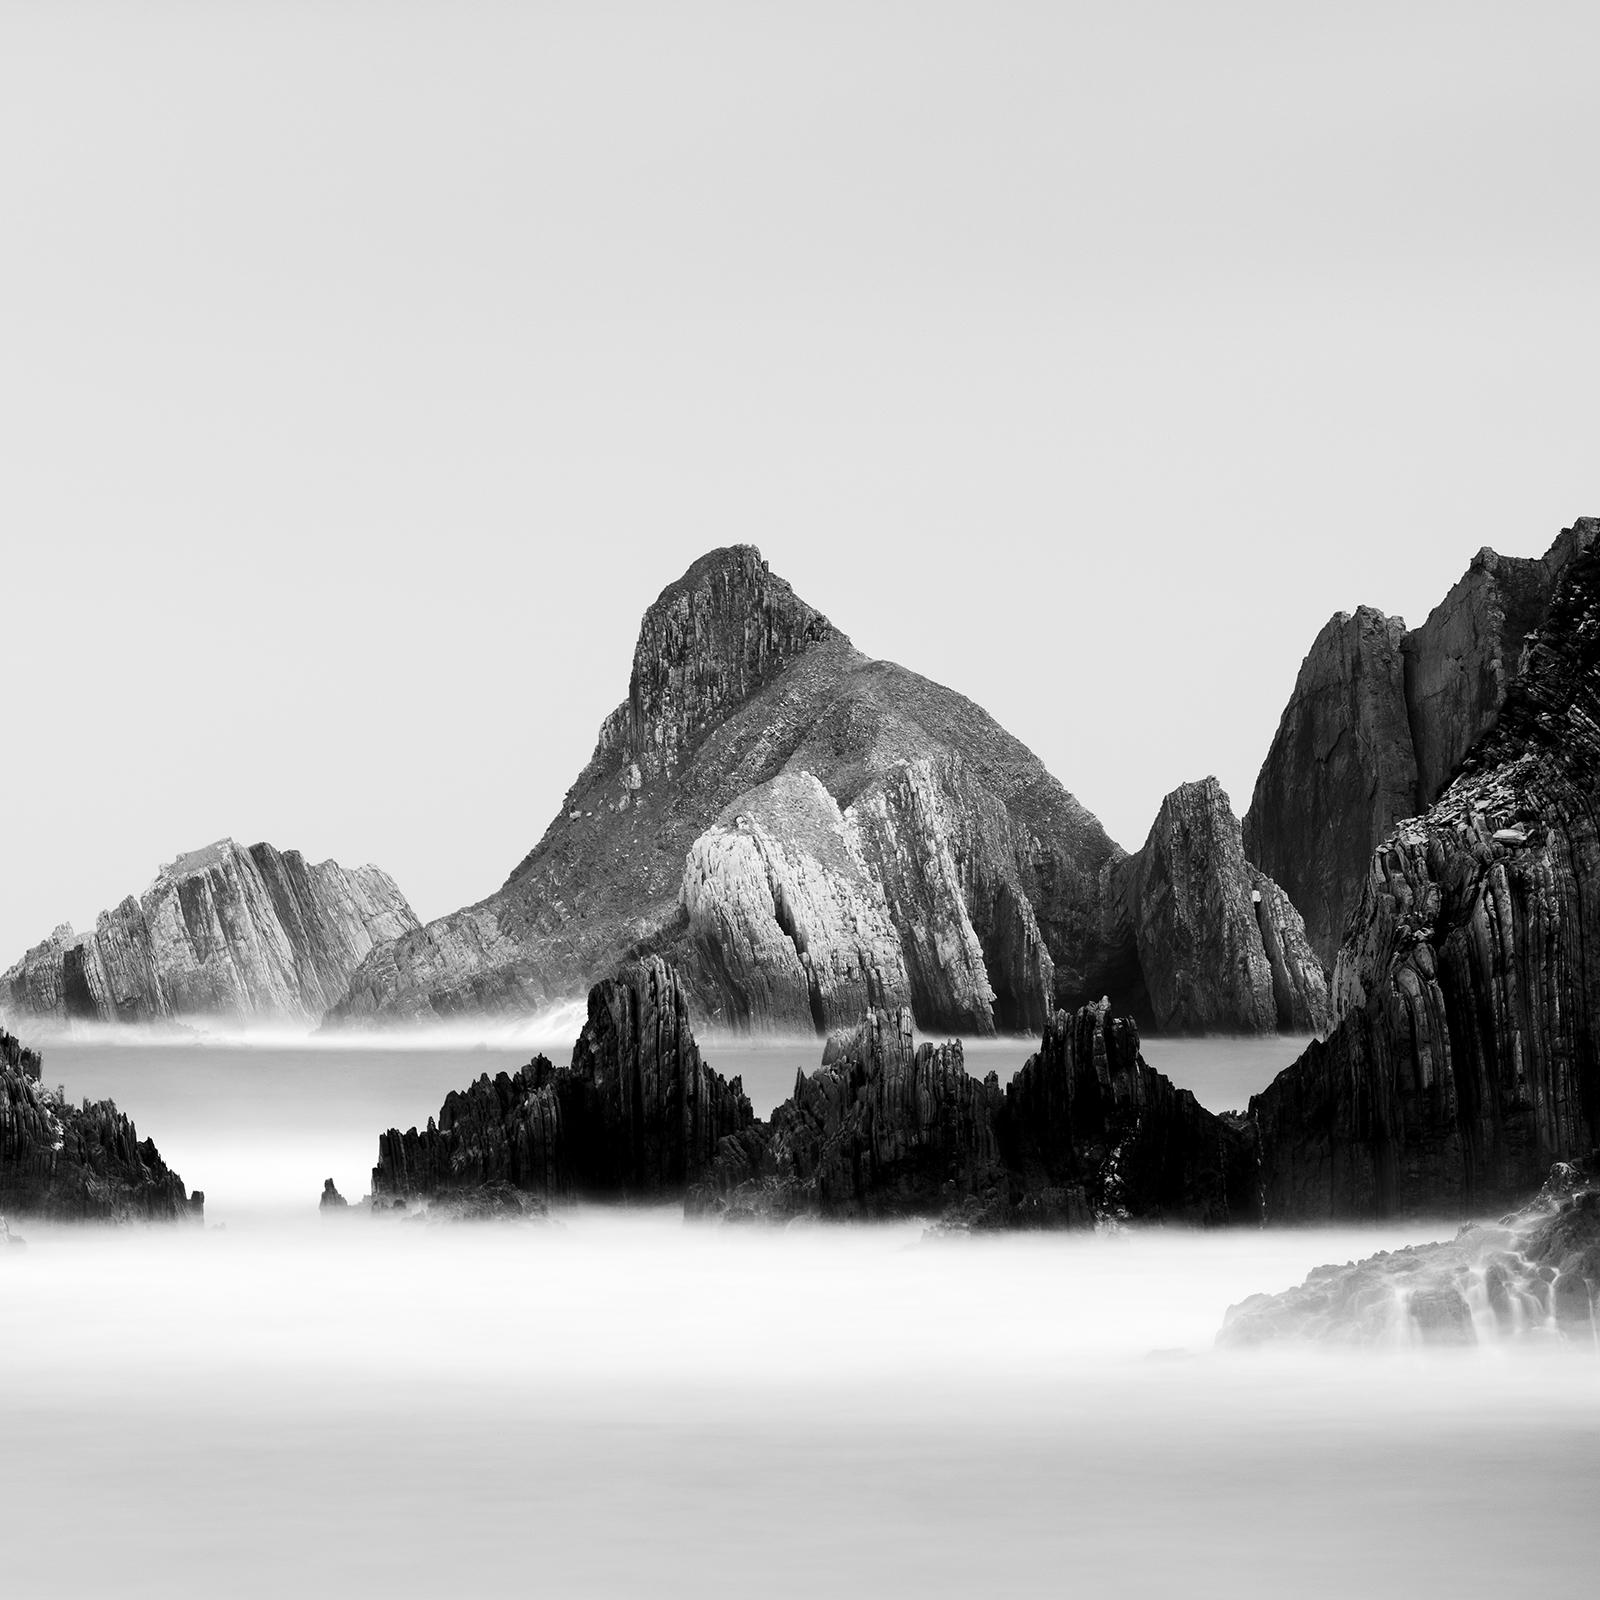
[2,1,1596,961]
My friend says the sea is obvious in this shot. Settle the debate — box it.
[3,1028,1597,1599]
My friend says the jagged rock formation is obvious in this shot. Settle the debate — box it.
[371,958,754,1205]
[2,840,418,1026]
[693,999,1257,1227]
[999,1000,1259,1226]
[1219,1160,1600,1346]
[1251,531,1600,1219]
[335,546,1120,1035]
[320,1178,348,1211]
[1244,519,1600,965]
[0,1027,203,1221]
[1104,778,1329,1035]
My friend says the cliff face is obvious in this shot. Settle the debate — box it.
[372,958,754,1203]
[1244,519,1600,966]
[1252,532,1600,1219]
[335,545,1124,1035]
[1107,778,1330,1035]
[1,841,418,1027]
[0,1027,203,1221]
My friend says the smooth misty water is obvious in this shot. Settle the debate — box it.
[4,1037,1598,1598]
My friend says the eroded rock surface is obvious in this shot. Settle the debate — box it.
[1219,1160,1600,1347]
[2,840,418,1027]
[1251,532,1600,1218]
[0,1027,203,1221]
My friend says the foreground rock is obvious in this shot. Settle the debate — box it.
[1252,532,1600,1218]
[333,545,1264,1036]
[0,1026,203,1222]
[2,840,418,1027]
[1219,1160,1600,1347]
[1101,778,1330,1035]
[371,958,754,1207]
[1244,519,1598,965]
[691,999,1258,1227]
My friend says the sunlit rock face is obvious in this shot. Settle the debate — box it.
[0,1026,202,1222]
[372,957,754,1205]
[0,840,418,1027]
[1251,531,1600,1219]
[1219,1161,1600,1347]
[1104,778,1330,1035]
[1244,519,1599,967]
[333,544,1122,1035]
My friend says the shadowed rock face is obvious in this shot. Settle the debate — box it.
[1105,778,1330,1036]
[1251,531,1600,1219]
[1,840,418,1027]
[1244,519,1599,966]
[0,1027,202,1222]
[1219,1160,1600,1347]
[335,545,1120,1035]
[372,958,753,1204]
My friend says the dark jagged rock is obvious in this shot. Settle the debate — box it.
[1001,1001,1259,1226]
[1244,519,1600,966]
[319,1178,349,1211]
[692,1000,1257,1228]
[371,958,754,1206]
[1219,1159,1600,1346]
[1252,532,1600,1219]
[1104,778,1329,1035]
[2,839,418,1026]
[332,545,1123,1035]
[0,1029,203,1222]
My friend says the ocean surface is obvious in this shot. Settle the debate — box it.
[4,1033,1597,1598]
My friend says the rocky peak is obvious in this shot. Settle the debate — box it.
[602,545,843,781]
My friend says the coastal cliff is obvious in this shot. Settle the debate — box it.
[0,1025,203,1221]
[2,840,418,1027]
[1244,519,1600,965]
[1250,531,1600,1218]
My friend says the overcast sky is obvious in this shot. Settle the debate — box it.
[2,1,1596,962]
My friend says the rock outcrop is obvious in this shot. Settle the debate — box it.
[371,958,754,1205]
[1251,530,1600,1219]
[2,840,418,1027]
[1219,1160,1600,1346]
[0,1027,203,1221]
[334,545,1123,1035]
[1104,778,1329,1035]
[1244,519,1600,965]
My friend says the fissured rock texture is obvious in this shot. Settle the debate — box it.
[334,545,1121,1035]
[371,958,754,1205]
[692,1000,1256,1227]
[1244,519,1600,967]
[1105,778,1330,1035]
[1251,531,1600,1219]
[1,840,418,1027]
[0,1029,203,1222]
[1219,1160,1600,1347]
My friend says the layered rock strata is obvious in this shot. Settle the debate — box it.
[1103,778,1329,1035]
[1251,533,1600,1218]
[1219,1160,1600,1347]
[2,840,418,1026]
[1244,519,1600,965]
[371,958,754,1204]
[0,1029,203,1221]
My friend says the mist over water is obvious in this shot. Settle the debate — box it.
[6,1037,1597,1598]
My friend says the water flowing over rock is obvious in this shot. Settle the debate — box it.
[2,840,418,1027]
[1105,778,1330,1035]
[1251,530,1600,1219]
[1244,519,1599,966]
[0,1028,203,1222]
[1219,1160,1600,1347]
[334,544,1122,1035]
[371,958,754,1206]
